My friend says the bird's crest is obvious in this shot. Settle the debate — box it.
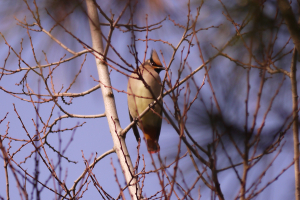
[150,50,163,67]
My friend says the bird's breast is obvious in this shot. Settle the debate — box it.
[127,69,163,126]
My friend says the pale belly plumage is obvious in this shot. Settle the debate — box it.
[128,75,162,125]
[127,65,163,153]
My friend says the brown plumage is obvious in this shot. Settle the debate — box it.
[127,50,165,153]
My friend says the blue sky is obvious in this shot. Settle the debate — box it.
[0,0,297,199]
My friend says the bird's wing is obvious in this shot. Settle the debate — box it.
[129,110,141,142]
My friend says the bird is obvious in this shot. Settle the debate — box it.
[127,50,165,153]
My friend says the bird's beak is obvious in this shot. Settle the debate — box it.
[154,66,165,71]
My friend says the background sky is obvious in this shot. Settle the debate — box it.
[0,0,297,199]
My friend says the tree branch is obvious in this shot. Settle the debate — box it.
[85,0,141,199]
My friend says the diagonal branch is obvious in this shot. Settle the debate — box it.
[85,0,141,199]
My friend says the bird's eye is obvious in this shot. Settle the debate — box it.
[150,57,155,66]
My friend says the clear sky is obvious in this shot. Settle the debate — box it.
[0,0,296,199]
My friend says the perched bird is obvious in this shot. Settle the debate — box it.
[127,50,165,153]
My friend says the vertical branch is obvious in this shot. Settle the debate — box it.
[4,158,10,200]
[0,136,10,200]
[276,1,300,199]
[277,0,300,53]
[240,39,252,200]
[291,47,300,200]
[85,0,141,199]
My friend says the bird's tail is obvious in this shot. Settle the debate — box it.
[146,139,160,153]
